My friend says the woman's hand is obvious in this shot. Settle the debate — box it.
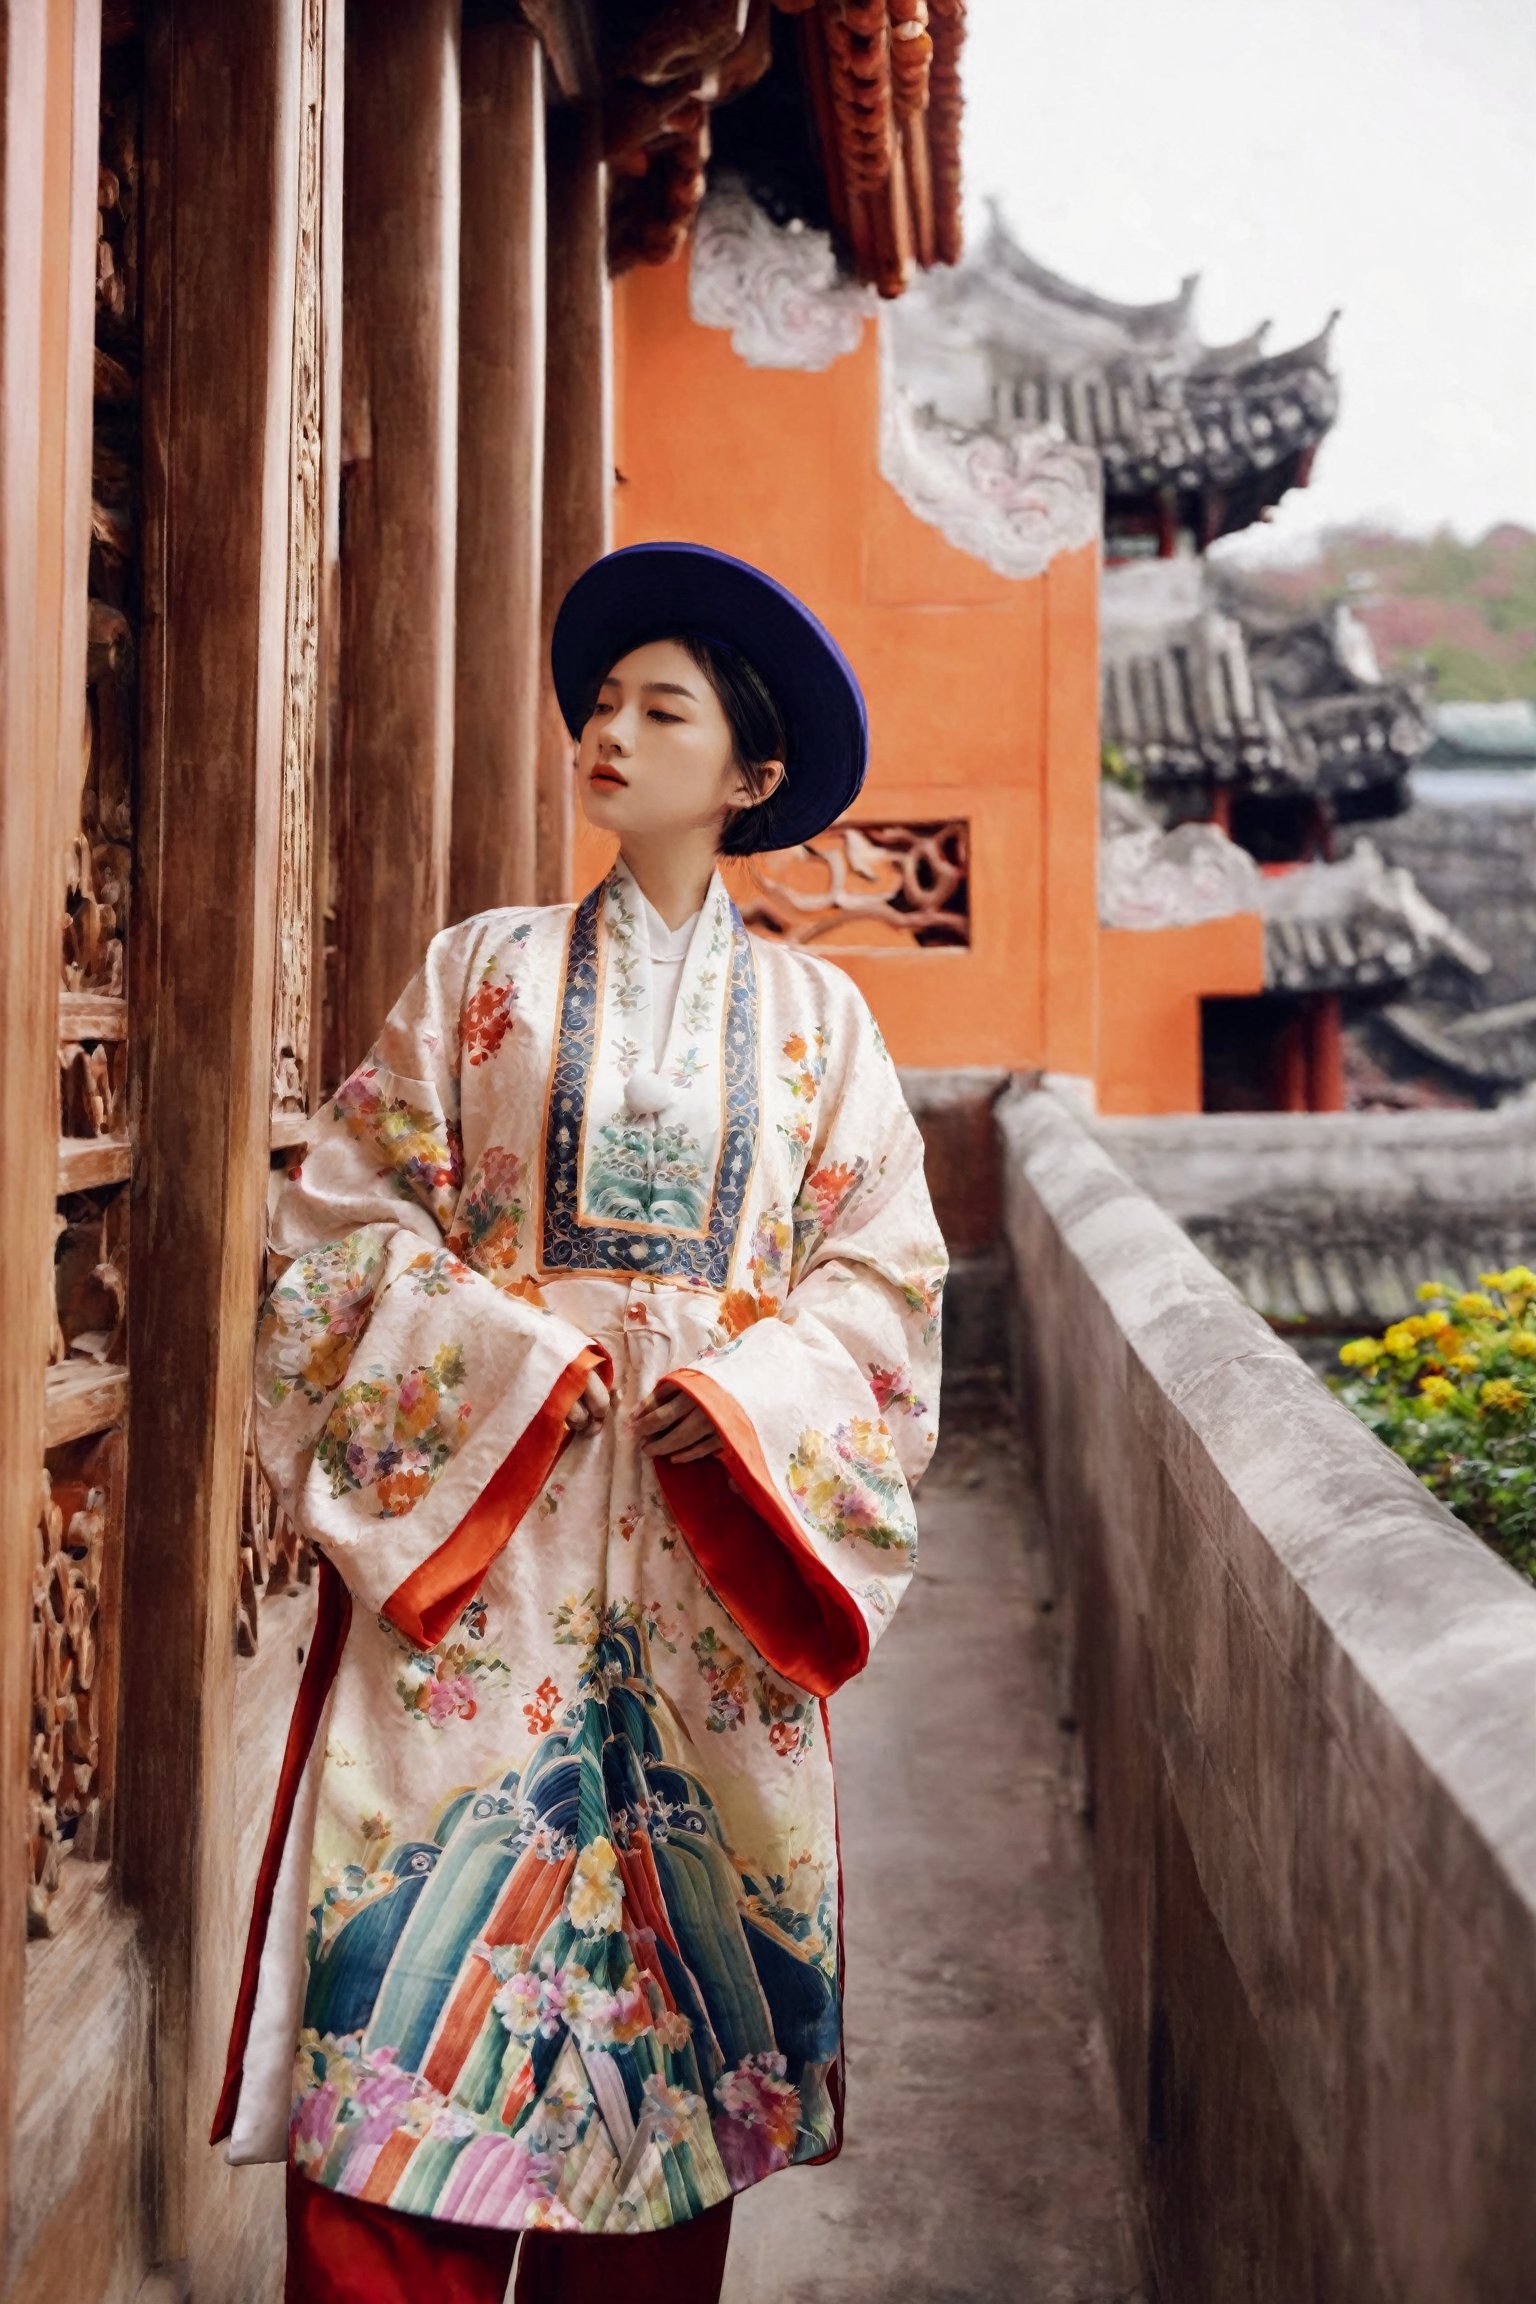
[632,1382,724,1464]
[564,1367,611,1435]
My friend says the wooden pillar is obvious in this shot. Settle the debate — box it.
[1273,1004,1309,1113]
[451,17,544,922]
[0,0,101,2251]
[330,0,460,1078]
[539,97,610,905]
[122,0,302,2262]
[1307,991,1346,1113]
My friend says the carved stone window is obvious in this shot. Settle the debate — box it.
[737,820,970,950]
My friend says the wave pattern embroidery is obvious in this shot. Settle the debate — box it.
[292,1603,840,2230]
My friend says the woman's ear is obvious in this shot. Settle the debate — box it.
[732,757,786,809]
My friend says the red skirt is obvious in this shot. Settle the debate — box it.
[284,2164,734,2304]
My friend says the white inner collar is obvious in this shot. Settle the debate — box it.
[639,887,702,961]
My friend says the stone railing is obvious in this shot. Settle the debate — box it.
[998,1084,1536,2304]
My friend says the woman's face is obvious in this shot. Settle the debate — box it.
[575,638,774,843]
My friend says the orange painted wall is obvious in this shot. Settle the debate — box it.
[593,254,1103,1074]
[1098,918,1266,1115]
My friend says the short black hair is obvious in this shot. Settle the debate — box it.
[579,629,791,855]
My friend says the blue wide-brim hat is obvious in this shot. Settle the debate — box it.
[550,541,868,852]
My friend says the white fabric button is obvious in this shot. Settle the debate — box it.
[623,1069,672,1119]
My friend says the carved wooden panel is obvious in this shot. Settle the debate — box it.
[30,1433,124,1936]
[31,29,142,1936]
[52,1191,128,1371]
[738,820,970,948]
[271,0,327,1122]
[241,0,330,1656]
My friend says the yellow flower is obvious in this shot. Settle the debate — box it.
[1418,1309,1451,1336]
[1479,1378,1524,1415]
[1510,1333,1536,1360]
[565,1836,624,1935]
[1416,1280,1450,1301]
[1480,1266,1536,1292]
[1382,1323,1419,1359]
[1338,1338,1383,1369]
[1453,1352,1480,1372]
[1457,1292,1496,1319]
[1418,1375,1456,1405]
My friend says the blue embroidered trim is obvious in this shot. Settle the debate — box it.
[541,879,760,1284]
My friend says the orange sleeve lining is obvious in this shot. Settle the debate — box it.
[651,1368,869,1699]
[383,1341,613,1650]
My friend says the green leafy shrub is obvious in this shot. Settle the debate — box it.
[1331,1269,1536,1586]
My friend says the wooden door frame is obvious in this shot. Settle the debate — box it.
[0,0,103,2256]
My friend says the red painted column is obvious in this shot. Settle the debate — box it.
[1307,991,1346,1112]
[1274,1006,1309,1112]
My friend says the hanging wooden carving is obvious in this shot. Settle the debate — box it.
[738,820,970,947]
[30,1435,123,1936]
[271,0,326,1122]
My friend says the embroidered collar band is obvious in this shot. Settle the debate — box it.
[551,540,869,851]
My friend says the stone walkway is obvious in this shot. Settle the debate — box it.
[720,1396,1147,2304]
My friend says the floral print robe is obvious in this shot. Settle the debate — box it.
[214,856,947,2237]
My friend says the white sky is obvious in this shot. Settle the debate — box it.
[958,0,1536,558]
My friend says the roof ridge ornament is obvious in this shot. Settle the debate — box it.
[877,312,1101,579]
[689,173,877,371]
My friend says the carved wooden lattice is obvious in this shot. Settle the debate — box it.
[738,820,970,948]
[52,1193,129,1371]
[240,0,328,1650]
[271,0,326,1121]
[30,1434,123,1935]
[31,29,143,1933]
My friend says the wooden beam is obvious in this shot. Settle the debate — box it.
[451,17,544,921]
[57,1137,130,1192]
[44,1360,129,1449]
[330,0,460,1078]
[539,97,610,905]
[517,0,599,102]
[123,0,301,2263]
[0,0,102,2257]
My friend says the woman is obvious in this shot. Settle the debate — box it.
[214,542,948,2302]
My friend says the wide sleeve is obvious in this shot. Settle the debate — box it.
[653,981,946,1699]
[255,924,610,1646]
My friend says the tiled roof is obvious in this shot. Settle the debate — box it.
[1422,700,1536,768]
[607,2,967,296]
[1376,996,1536,1092]
[794,0,967,295]
[1099,559,1430,809]
[890,207,1338,541]
[1093,1103,1536,1341]
[1262,844,1488,995]
[1186,1205,1536,1335]
[1102,606,1296,787]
